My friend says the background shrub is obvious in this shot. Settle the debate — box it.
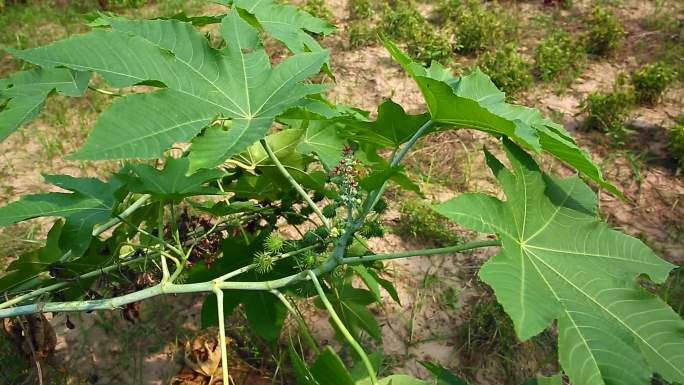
[348,0,376,19]
[380,0,423,41]
[398,200,464,246]
[581,86,634,141]
[669,115,684,169]
[304,0,334,22]
[449,1,508,54]
[585,6,625,55]
[348,21,377,48]
[380,0,452,64]
[534,31,585,82]
[479,43,533,95]
[631,63,676,105]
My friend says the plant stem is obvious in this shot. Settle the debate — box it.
[307,271,378,385]
[213,287,230,383]
[342,240,500,264]
[271,290,320,355]
[0,254,152,310]
[0,240,498,318]
[214,244,319,282]
[363,119,433,215]
[260,139,330,229]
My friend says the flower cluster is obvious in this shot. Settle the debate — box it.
[330,146,365,207]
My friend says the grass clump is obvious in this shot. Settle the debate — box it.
[580,78,635,141]
[449,1,510,54]
[398,200,464,246]
[349,0,376,19]
[347,0,379,48]
[668,116,684,170]
[534,31,585,82]
[479,43,532,96]
[380,0,452,65]
[630,63,675,105]
[304,0,333,22]
[348,21,377,48]
[584,6,625,56]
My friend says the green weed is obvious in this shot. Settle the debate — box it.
[534,31,585,82]
[451,1,509,54]
[584,6,625,56]
[304,0,334,22]
[630,62,675,105]
[397,200,464,246]
[380,1,422,41]
[380,0,452,64]
[348,0,377,19]
[479,43,533,96]
[580,79,635,142]
[348,21,377,48]
[668,115,684,170]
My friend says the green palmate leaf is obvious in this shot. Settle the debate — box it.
[8,11,328,168]
[520,374,563,385]
[0,67,89,141]
[123,157,224,200]
[234,128,306,169]
[295,120,346,169]
[348,99,431,149]
[231,0,336,77]
[0,175,121,256]
[383,38,619,196]
[419,361,468,385]
[433,140,683,385]
[310,347,356,385]
[0,220,63,293]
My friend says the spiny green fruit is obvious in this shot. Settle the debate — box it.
[302,231,319,246]
[322,204,338,218]
[314,225,330,238]
[265,233,285,253]
[360,220,385,238]
[373,198,388,214]
[312,191,325,202]
[253,251,275,274]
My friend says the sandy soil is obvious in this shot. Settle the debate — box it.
[0,0,682,384]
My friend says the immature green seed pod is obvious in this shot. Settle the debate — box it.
[322,204,337,218]
[253,251,275,274]
[314,226,330,238]
[302,231,319,246]
[265,233,285,253]
[360,221,385,238]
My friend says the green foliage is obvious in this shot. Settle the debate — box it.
[349,0,377,19]
[668,116,684,169]
[631,62,676,105]
[380,0,452,64]
[0,3,681,385]
[434,140,683,385]
[384,38,620,195]
[448,1,509,54]
[534,31,585,82]
[478,43,533,96]
[303,0,333,22]
[348,20,377,48]
[398,200,464,246]
[580,83,635,141]
[585,6,625,55]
